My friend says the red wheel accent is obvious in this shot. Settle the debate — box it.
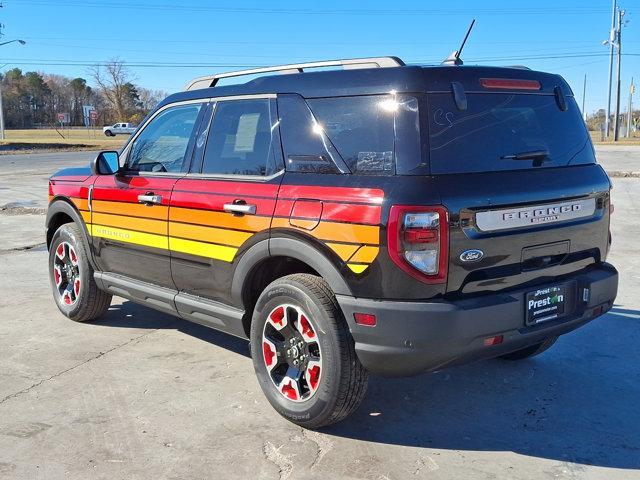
[56,243,65,260]
[263,341,276,367]
[270,306,285,327]
[281,379,299,400]
[74,279,81,296]
[307,364,321,391]
[298,314,316,340]
[69,246,78,265]
[53,266,62,287]
[62,290,73,305]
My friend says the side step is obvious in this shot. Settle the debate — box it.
[95,272,247,339]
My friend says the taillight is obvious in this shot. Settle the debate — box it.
[387,205,449,284]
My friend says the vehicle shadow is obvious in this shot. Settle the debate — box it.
[92,301,639,470]
[92,300,250,358]
[325,305,640,470]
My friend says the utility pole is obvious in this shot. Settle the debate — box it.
[613,8,625,142]
[627,77,634,138]
[605,0,617,138]
[0,39,26,140]
[581,74,587,121]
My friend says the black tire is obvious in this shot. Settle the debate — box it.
[250,273,368,429]
[49,223,112,322]
[104,130,113,137]
[499,337,558,361]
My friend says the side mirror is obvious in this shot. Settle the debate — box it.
[91,151,119,175]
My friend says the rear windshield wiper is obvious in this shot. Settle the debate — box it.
[501,149,550,161]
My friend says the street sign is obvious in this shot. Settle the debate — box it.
[57,112,70,124]
[89,110,98,121]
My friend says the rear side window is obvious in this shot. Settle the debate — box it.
[201,99,279,176]
[279,94,421,175]
[427,93,595,174]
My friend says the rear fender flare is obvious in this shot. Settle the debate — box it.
[231,237,352,307]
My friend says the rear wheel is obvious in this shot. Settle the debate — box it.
[250,274,368,428]
[499,337,557,361]
[104,130,114,137]
[49,223,112,322]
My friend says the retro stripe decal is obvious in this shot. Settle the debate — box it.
[53,179,384,272]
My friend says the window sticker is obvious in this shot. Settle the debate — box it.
[357,151,393,172]
[234,113,260,152]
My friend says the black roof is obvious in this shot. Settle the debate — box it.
[158,64,572,108]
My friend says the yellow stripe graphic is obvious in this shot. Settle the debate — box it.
[91,224,169,250]
[347,264,370,274]
[169,237,238,262]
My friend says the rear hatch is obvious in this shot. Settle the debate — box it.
[425,68,611,297]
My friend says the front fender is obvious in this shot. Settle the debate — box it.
[46,198,96,269]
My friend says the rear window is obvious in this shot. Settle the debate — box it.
[427,93,595,174]
[306,95,420,175]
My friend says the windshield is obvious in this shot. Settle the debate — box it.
[427,93,595,174]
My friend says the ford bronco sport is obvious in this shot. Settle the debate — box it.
[46,56,618,428]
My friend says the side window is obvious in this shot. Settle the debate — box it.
[201,99,279,176]
[126,103,203,173]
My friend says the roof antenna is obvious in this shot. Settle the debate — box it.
[442,19,476,66]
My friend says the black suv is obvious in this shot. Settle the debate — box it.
[46,56,618,428]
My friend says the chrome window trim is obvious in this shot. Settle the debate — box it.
[184,169,285,183]
[120,98,209,169]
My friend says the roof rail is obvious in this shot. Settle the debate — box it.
[184,56,405,91]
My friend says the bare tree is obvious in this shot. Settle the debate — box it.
[90,59,133,121]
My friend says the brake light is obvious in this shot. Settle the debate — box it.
[387,205,449,284]
[480,78,541,91]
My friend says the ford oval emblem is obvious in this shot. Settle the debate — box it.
[460,249,484,262]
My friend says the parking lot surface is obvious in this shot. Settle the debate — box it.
[1,148,638,479]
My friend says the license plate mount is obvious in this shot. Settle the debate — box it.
[525,284,568,326]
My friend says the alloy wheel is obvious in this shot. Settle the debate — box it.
[261,304,322,402]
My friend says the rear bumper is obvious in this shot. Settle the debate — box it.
[337,263,618,376]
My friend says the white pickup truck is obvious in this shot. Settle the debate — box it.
[103,122,136,136]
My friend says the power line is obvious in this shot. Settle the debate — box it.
[5,53,640,69]
[5,0,612,15]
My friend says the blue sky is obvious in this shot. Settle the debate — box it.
[2,0,638,114]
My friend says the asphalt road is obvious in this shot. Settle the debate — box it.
[0,149,638,479]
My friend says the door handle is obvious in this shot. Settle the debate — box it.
[223,202,256,216]
[138,193,163,205]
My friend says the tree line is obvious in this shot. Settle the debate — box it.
[0,60,166,129]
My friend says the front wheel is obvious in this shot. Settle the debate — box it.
[49,223,112,322]
[104,130,114,137]
[250,274,368,428]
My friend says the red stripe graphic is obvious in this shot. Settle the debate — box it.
[170,191,276,215]
[278,185,384,204]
